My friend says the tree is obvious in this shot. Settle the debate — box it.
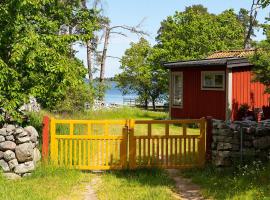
[250,19,270,94]
[156,5,245,61]
[96,20,148,101]
[115,38,167,110]
[249,0,270,94]
[238,8,259,48]
[0,0,98,121]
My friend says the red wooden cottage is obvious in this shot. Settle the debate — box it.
[164,49,270,121]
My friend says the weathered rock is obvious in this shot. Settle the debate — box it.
[5,135,14,141]
[232,144,240,151]
[16,131,28,138]
[3,172,21,180]
[33,148,41,164]
[0,141,16,151]
[22,173,32,177]
[213,157,231,166]
[8,159,18,170]
[0,136,5,142]
[0,159,10,172]
[0,128,7,136]
[0,151,3,159]
[15,143,33,162]
[15,128,24,134]
[24,126,39,143]
[218,129,233,137]
[3,150,15,161]
[253,136,270,149]
[6,125,15,133]
[216,151,230,158]
[213,136,233,143]
[16,136,30,144]
[217,143,232,150]
[14,161,35,174]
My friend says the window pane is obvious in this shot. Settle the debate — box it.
[204,74,214,87]
[173,74,183,106]
[215,75,223,87]
[202,72,224,89]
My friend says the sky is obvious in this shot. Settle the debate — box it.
[75,0,270,78]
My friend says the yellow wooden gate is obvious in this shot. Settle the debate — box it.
[50,118,128,170]
[50,118,206,170]
[128,118,206,169]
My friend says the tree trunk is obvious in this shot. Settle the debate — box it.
[86,40,93,83]
[68,26,73,57]
[144,99,148,110]
[98,26,110,101]
[244,0,259,49]
[152,99,156,111]
[100,26,110,84]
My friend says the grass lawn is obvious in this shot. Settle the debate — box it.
[0,164,93,200]
[181,162,270,200]
[96,169,177,200]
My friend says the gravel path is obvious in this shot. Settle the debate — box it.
[84,177,101,200]
[167,169,206,200]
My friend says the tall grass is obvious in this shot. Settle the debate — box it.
[181,162,270,200]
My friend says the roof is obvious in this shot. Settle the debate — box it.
[207,49,255,59]
[164,49,254,69]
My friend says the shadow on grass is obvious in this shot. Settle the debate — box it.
[96,168,177,200]
[106,168,174,187]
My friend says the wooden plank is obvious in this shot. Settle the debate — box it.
[83,140,86,166]
[78,140,82,167]
[135,119,203,124]
[55,135,124,140]
[157,138,159,165]
[143,138,146,165]
[139,138,141,166]
[65,139,68,165]
[69,140,73,167]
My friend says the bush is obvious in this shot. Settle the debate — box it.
[54,84,95,113]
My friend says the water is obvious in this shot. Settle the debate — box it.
[105,81,137,105]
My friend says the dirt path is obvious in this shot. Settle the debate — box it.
[84,176,101,200]
[167,169,205,200]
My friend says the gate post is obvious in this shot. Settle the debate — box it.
[198,118,206,166]
[50,117,57,164]
[42,116,50,162]
[129,120,136,169]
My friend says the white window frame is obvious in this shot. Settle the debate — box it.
[201,71,225,91]
[171,71,183,108]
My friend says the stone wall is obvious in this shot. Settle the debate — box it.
[212,119,270,166]
[0,124,41,179]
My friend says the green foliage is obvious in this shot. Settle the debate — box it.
[156,5,245,61]
[182,162,270,199]
[115,38,167,109]
[54,84,95,113]
[0,0,100,122]
[251,22,270,94]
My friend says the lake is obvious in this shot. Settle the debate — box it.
[104,81,137,105]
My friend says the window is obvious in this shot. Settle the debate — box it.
[171,72,183,107]
[201,71,225,90]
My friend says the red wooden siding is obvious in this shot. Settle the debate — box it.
[171,67,226,120]
[232,67,270,120]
